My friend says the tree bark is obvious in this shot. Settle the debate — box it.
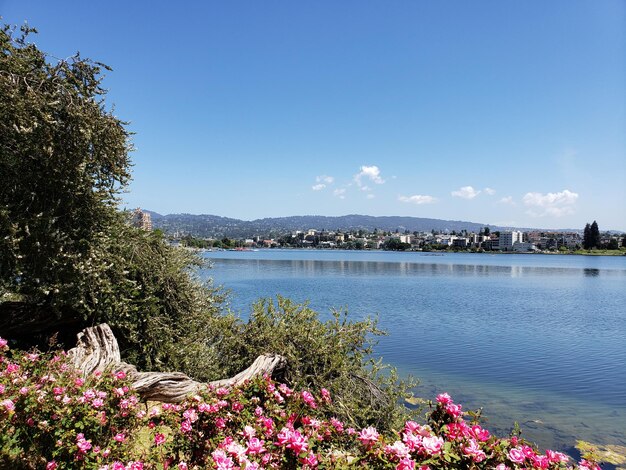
[67,323,286,403]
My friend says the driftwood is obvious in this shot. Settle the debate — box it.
[67,323,286,403]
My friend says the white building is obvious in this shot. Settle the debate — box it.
[499,231,523,251]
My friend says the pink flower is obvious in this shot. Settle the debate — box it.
[396,458,416,470]
[183,408,198,423]
[113,433,126,443]
[436,393,453,405]
[421,436,444,456]
[0,338,7,349]
[46,461,57,470]
[470,424,490,441]
[385,441,411,460]
[461,438,486,462]
[212,449,235,470]
[181,420,192,433]
[114,370,127,380]
[301,391,317,409]
[1,399,15,412]
[154,433,166,446]
[92,398,104,408]
[495,464,510,470]
[320,388,331,403]
[546,449,569,463]
[178,463,188,470]
[286,430,309,454]
[76,435,92,453]
[246,437,266,455]
[300,453,318,467]
[445,403,462,418]
[358,426,380,448]
[508,447,526,464]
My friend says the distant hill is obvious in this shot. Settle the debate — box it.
[146,212,502,238]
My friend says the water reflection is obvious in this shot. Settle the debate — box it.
[207,258,625,279]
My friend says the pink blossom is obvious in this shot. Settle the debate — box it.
[286,430,309,454]
[182,408,198,423]
[385,441,411,460]
[301,453,318,467]
[358,426,380,448]
[246,437,266,455]
[19,386,29,395]
[76,434,92,453]
[92,398,104,408]
[421,436,444,456]
[74,378,85,387]
[396,458,416,470]
[301,391,317,409]
[113,433,126,443]
[1,399,15,412]
[180,420,192,433]
[154,433,166,446]
[0,337,7,348]
[177,463,188,470]
[212,449,235,470]
[495,464,510,470]
[114,370,126,380]
[461,438,486,462]
[445,403,462,418]
[470,424,490,441]
[436,392,453,405]
[546,449,569,463]
[508,447,526,464]
[320,388,331,403]
[278,383,293,396]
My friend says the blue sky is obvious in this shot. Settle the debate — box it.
[2,1,625,230]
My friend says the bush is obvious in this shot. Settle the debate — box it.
[0,341,600,469]
[216,296,417,432]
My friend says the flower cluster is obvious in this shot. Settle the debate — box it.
[0,338,601,469]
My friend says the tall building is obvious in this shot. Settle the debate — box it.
[499,231,523,251]
[132,208,152,231]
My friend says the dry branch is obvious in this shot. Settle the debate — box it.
[67,323,286,403]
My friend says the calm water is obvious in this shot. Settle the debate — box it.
[199,250,626,453]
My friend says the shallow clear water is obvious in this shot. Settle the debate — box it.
[199,250,626,452]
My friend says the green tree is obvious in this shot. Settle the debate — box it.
[583,223,592,249]
[590,221,600,248]
[584,221,601,249]
[1,24,130,309]
[0,24,232,377]
[622,234,626,248]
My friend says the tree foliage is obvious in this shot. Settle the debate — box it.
[582,221,600,249]
[0,24,131,308]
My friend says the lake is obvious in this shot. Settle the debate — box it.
[199,250,626,453]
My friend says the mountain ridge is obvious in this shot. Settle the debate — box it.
[145,211,576,238]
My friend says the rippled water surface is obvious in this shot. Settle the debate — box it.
[199,250,626,452]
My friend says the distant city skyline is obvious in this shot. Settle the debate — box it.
[3,1,625,230]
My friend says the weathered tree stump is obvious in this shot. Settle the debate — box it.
[67,323,286,403]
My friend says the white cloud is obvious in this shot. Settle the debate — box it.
[366,194,375,199]
[354,165,385,187]
[451,186,481,199]
[316,175,334,184]
[484,187,496,196]
[522,189,579,217]
[498,196,515,205]
[398,194,437,205]
[333,188,346,199]
[312,184,326,191]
